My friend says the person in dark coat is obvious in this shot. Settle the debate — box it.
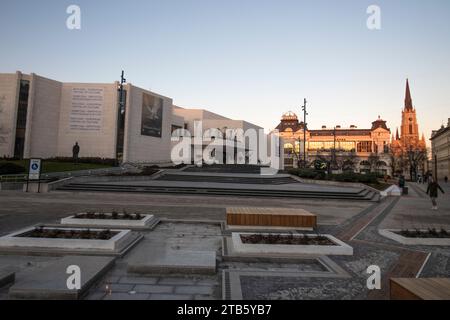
[426,178,445,210]
[72,142,80,164]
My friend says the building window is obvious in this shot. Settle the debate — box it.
[284,143,294,155]
[14,80,30,159]
[357,141,372,153]
[16,81,29,129]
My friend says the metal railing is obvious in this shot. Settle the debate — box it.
[0,175,27,183]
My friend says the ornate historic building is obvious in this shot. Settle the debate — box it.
[390,79,427,178]
[430,119,450,181]
[274,112,392,175]
[274,79,428,178]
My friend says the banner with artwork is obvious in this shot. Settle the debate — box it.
[141,92,163,138]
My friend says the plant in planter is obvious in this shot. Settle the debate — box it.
[398,228,450,239]
[86,211,96,219]
[429,228,439,237]
[98,229,112,240]
[111,211,119,220]
[240,233,335,246]
[122,209,131,220]
[80,229,91,239]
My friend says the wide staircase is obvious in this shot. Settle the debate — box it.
[56,164,380,201]
[155,174,296,185]
[183,164,265,174]
[57,180,379,202]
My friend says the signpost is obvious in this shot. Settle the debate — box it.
[26,158,42,192]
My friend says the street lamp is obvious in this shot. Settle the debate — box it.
[301,98,308,168]
[115,70,127,165]
[434,152,438,181]
[118,70,126,115]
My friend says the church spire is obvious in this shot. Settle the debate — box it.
[405,78,413,110]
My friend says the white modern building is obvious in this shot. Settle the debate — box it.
[0,71,280,167]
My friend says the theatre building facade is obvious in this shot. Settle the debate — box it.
[0,71,267,165]
[275,111,392,175]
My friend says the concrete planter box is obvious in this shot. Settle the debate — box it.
[231,232,353,256]
[0,227,131,251]
[379,229,450,246]
[380,185,401,197]
[61,213,155,228]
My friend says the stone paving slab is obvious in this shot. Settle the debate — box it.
[9,255,115,300]
[0,268,15,288]
[127,245,216,275]
[103,292,150,300]
[149,293,193,300]
[118,276,158,285]
[175,285,214,295]
[133,284,174,294]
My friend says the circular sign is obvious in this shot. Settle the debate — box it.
[314,160,327,171]
[31,163,39,170]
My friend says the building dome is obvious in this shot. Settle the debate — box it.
[281,111,298,121]
[371,115,389,131]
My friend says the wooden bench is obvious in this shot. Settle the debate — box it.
[226,207,317,230]
[390,278,450,300]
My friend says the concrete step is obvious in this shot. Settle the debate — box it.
[184,164,266,174]
[58,184,379,201]
[156,174,297,185]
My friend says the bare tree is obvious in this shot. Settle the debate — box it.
[367,153,380,173]
[406,147,427,181]
[341,151,358,172]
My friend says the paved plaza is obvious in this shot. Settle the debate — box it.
[0,177,449,300]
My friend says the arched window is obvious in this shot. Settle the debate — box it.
[376,161,387,167]
[360,161,370,166]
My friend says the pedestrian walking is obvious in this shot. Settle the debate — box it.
[426,177,445,210]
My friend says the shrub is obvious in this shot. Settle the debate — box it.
[332,173,378,184]
[0,162,26,175]
[288,168,326,180]
[289,168,379,184]
[46,157,117,166]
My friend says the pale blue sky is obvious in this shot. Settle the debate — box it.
[1,0,449,143]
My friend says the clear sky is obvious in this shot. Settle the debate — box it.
[1,0,449,143]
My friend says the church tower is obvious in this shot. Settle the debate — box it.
[400,79,422,150]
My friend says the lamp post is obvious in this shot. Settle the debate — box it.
[301,98,308,168]
[119,70,126,115]
[434,152,438,181]
[332,126,337,170]
[115,70,126,165]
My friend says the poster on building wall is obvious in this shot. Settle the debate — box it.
[69,88,104,132]
[141,92,163,138]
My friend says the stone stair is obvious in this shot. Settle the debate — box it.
[57,183,379,201]
[156,174,297,185]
